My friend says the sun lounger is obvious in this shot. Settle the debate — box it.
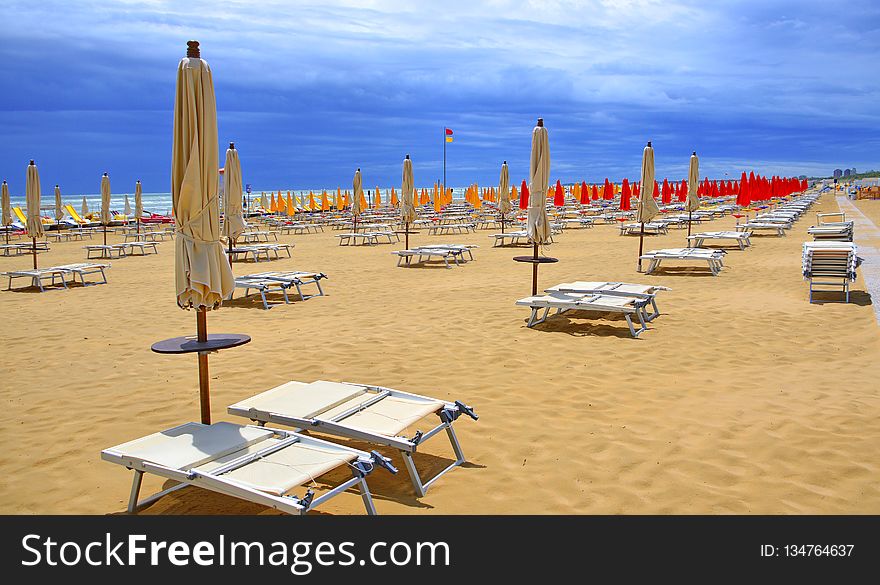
[807,222,853,242]
[124,242,160,255]
[545,281,669,321]
[238,270,327,301]
[228,244,292,262]
[516,291,653,337]
[102,421,396,515]
[802,242,861,302]
[559,218,594,229]
[735,222,786,236]
[0,243,50,256]
[228,380,478,497]
[687,231,752,250]
[427,223,476,235]
[230,277,292,309]
[415,244,478,261]
[619,221,668,235]
[3,267,69,291]
[53,263,109,286]
[85,244,127,259]
[639,248,726,276]
[393,248,463,268]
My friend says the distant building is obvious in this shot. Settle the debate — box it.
[851,167,857,175]
[798,175,807,180]
[833,169,843,178]
[843,169,851,177]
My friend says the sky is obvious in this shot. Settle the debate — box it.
[0,0,878,195]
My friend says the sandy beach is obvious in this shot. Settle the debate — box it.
[1,192,878,515]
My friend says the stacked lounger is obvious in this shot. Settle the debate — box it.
[802,242,860,302]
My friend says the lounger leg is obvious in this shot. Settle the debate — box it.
[282,285,291,304]
[355,470,378,515]
[127,470,144,514]
[260,289,269,310]
[401,452,427,497]
[625,314,638,337]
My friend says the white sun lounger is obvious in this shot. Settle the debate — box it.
[85,244,127,259]
[53,263,110,286]
[619,222,668,235]
[102,421,396,515]
[639,248,726,276]
[228,380,478,497]
[735,222,786,236]
[516,291,654,337]
[687,231,752,250]
[545,281,669,321]
[802,242,860,302]
[3,267,70,291]
[239,270,327,301]
[393,248,462,268]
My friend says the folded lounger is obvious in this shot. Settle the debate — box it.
[516,291,654,337]
[639,248,726,276]
[228,380,478,497]
[802,242,860,303]
[102,421,396,515]
[544,281,669,321]
[686,231,752,250]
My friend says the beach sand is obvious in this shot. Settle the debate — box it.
[1,192,879,515]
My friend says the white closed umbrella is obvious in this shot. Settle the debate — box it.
[54,185,64,223]
[400,155,416,251]
[26,160,43,269]
[498,160,510,233]
[222,142,247,249]
[686,151,700,238]
[352,168,364,232]
[527,121,551,245]
[167,40,236,425]
[636,141,659,271]
[100,172,111,245]
[134,180,143,233]
[1,181,10,244]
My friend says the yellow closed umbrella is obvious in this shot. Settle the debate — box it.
[335,187,342,210]
[321,190,330,212]
[287,192,295,217]
[167,40,236,424]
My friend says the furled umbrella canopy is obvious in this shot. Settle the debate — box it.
[620,178,631,211]
[519,180,529,210]
[1,181,11,228]
[171,42,234,310]
[400,155,416,225]
[352,168,364,217]
[124,193,132,216]
[100,173,111,226]
[498,161,511,215]
[82,197,89,216]
[527,122,551,245]
[135,181,143,219]
[687,153,701,213]
[553,179,565,206]
[636,143,659,223]
[579,181,589,205]
[26,161,44,239]
[54,185,64,221]
[260,191,268,210]
[222,144,247,242]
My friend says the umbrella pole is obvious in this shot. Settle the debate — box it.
[532,242,539,296]
[103,224,107,246]
[196,307,211,425]
[137,217,140,235]
[637,222,645,272]
[688,211,692,239]
[32,236,37,270]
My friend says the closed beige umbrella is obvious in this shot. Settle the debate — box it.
[134,180,143,233]
[527,120,551,245]
[222,143,247,249]
[636,141,659,271]
[2,181,11,244]
[26,160,43,269]
[100,172,111,245]
[352,168,364,232]
[260,191,268,210]
[166,40,236,424]
[401,155,416,239]
[81,196,89,217]
[498,160,510,233]
[54,185,64,223]
[686,151,700,238]
[124,193,132,217]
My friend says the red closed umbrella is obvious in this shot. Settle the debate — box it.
[519,180,529,210]
[736,171,750,207]
[579,181,589,204]
[591,184,599,200]
[652,180,659,199]
[678,179,687,202]
[620,178,631,210]
[554,179,565,206]
[603,178,613,200]
[661,178,671,204]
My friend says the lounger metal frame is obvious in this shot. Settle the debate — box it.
[102,424,388,515]
[229,382,478,497]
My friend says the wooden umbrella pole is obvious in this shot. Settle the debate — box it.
[136,217,140,234]
[32,236,37,269]
[103,224,107,246]
[196,307,211,424]
[637,221,645,272]
[532,241,539,296]
[688,211,692,239]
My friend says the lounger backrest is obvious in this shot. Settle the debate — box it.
[104,422,274,470]
[232,380,367,420]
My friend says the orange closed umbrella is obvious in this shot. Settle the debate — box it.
[391,187,398,207]
[321,190,330,211]
[287,192,295,217]
[308,191,316,211]
[374,187,381,208]
[270,192,277,212]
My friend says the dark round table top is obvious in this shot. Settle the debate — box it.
[513,255,559,264]
[151,333,251,355]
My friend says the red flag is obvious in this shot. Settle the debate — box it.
[519,180,529,210]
